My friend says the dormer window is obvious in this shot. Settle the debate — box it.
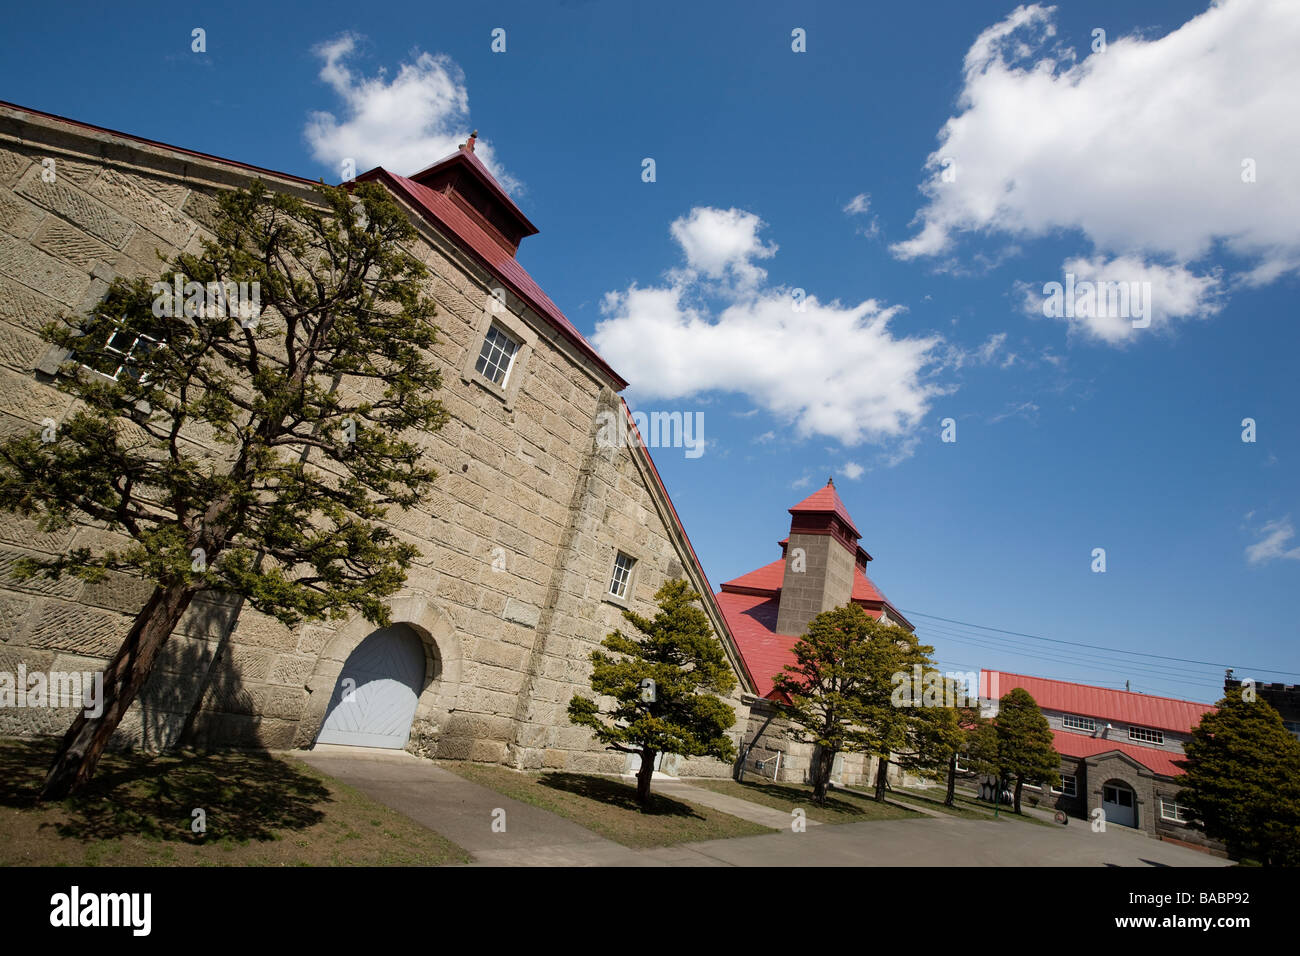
[474,324,519,386]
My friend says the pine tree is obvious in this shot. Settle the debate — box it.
[568,579,737,810]
[1177,688,1300,865]
[0,179,448,799]
[994,688,1059,813]
[945,705,995,807]
[774,603,934,804]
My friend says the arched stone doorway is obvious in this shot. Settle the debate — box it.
[317,623,426,749]
[298,595,464,752]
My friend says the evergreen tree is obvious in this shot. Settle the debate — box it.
[568,579,737,809]
[945,705,995,807]
[774,604,934,804]
[0,179,448,799]
[1177,688,1300,865]
[994,688,1060,813]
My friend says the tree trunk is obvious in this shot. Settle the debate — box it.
[40,582,196,801]
[874,756,890,801]
[945,754,957,806]
[812,747,835,805]
[635,748,657,810]
[1013,777,1024,814]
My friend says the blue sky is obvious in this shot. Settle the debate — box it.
[3,0,1296,703]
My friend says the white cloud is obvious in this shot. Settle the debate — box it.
[1246,517,1300,565]
[753,430,776,444]
[843,193,881,238]
[1019,255,1225,345]
[894,1,1300,309]
[976,332,1007,364]
[844,194,872,216]
[841,461,865,480]
[304,34,517,190]
[593,208,945,450]
[668,207,776,291]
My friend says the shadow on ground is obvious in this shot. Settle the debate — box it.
[538,772,705,819]
[741,779,879,813]
[0,738,330,844]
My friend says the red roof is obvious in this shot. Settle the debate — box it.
[1050,729,1186,778]
[716,482,909,697]
[982,671,1215,734]
[790,479,861,538]
[359,166,627,390]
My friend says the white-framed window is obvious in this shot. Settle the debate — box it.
[954,752,969,773]
[474,324,520,386]
[1062,713,1096,733]
[1159,796,1192,823]
[81,316,160,384]
[1051,774,1077,797]
[608,551,635,599]
[1128,725,1164,745]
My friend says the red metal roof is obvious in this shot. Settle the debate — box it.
[789,479,861,538]
[362,167,627,390]
[409,145,539,240]
[1050,729,1187,778]
[981,671,1215,734]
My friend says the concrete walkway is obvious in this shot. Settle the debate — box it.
[295,745,652,866]
[292,747,1230,868]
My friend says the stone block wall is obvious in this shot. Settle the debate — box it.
[0,104,753,775]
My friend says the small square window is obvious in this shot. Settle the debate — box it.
[474,324,519,386]
[1051,774,1077,797]
[1160,797,1192,823]
[80,315,160,384]
[609,551,635,599]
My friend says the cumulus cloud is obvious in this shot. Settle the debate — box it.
[1246,517,1300,565]
[668,207,777,291]
[304,34,517,190]
[894,0,1300,323]
[841,461,866,480]
[1018,254,1226,345]
[593,208,945,450]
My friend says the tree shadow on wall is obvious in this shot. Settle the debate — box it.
[538,771,705,819]
[0,737,330,844]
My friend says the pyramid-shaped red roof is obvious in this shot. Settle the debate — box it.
[789,478,861,538]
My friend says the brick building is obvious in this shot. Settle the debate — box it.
[716,479,914,787]
[0,100,761,774]
[979,671,1223,851]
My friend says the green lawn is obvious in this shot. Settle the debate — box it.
[441,762,775,848]
[879,786,995,819]
[917,787,1056,826]
[0,737,470,866]
[689,776,923,824]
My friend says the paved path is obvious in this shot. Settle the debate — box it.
[295,745,651,866]
[291,747,1231,868]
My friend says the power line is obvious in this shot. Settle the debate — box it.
[903,609,1300,678]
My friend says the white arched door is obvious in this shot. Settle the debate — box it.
[1102,782,1137,828]
[316,624,425,749]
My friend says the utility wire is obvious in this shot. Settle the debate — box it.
[903,609,1300,679]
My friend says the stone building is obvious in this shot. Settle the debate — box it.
[979,670,1224,852]
[715,479,914,788]
[0,99,759,775]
